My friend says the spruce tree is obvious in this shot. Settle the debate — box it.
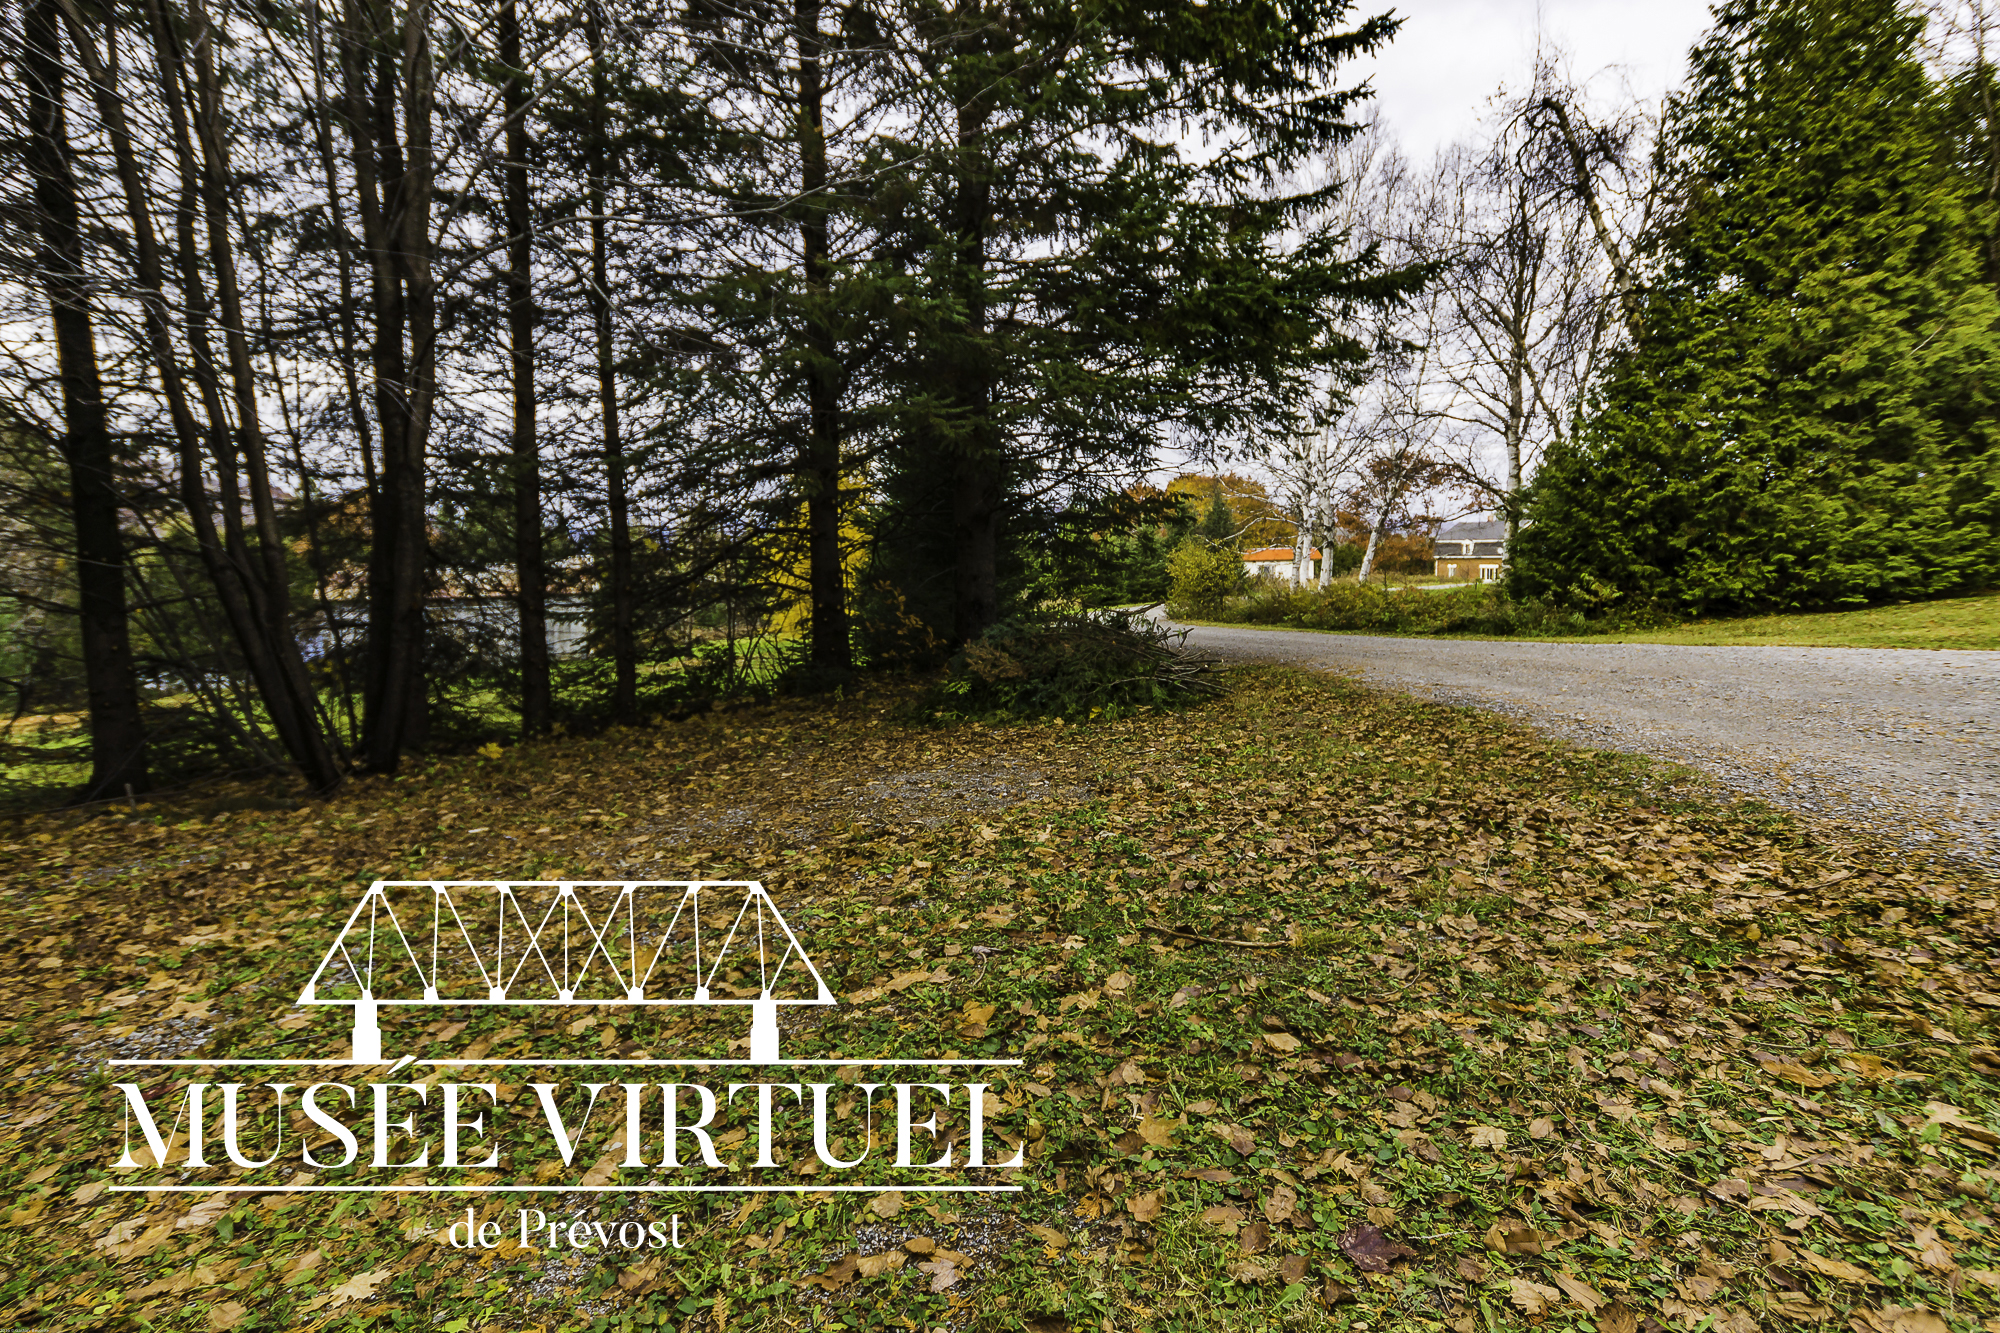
[1514,0,2000,613]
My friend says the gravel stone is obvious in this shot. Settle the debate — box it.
[1183,625,2000,869]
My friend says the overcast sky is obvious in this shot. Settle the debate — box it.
[1347,0,1719,162]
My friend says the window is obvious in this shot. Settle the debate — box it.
[1480,565,1499,581]
[1447,563,1457,578]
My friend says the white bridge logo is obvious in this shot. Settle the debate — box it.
[300,880,832,1063]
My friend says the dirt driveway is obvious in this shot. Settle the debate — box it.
[1183,624,2000,869]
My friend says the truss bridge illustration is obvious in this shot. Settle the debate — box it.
[298,880,832,1063]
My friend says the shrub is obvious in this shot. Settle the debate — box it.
[1165,540,1242,617]
[930,612,1219,721]
[1201,580,1681,637]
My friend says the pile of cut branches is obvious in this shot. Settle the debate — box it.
[932,611,1219,722]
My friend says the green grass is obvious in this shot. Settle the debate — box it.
[1566,592,2000,651]
[8,668,1999,1331]
[1188,590,2000,651]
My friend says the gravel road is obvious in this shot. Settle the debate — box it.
[1182,624,2000,869]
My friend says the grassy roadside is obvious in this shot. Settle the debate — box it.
[1180,590,2000,651]
[2,667,1998,1332]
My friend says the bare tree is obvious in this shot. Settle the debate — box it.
[1407,55,1654,552]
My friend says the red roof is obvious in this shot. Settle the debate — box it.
[1243,547,1321,561]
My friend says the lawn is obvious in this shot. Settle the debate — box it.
[1571,593,2000,652]
[2,666,1997,1332]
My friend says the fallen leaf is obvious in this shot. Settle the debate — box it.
[956,1002,997,1037]
[1278,1253,1309,1284]
[1469,1125,1508,1150]
[869,1190,904,1219]
[1507,1278,1561,1316]
[801,1253,859,1290]
[175,1195,232,1230]
[1239,1220,1272,1254]
[325,1267,392,1304]
[1598,1304,1640,1333]
[1212,1122,1255,1156]
[1200,1205,1246,1225]
[1764,1060,1837,1088]
[855,1251,906,1278]
[1136,1112,1179,1147]
[1551,1271,1605,1311]
[1262,1184,1301,1227]
[208,1302,249,1331]
[1485,1222,1558,1255]
[1796,1248,1880,1285]
[1127,1190,1163,1222]
[1026,1224,1070,1251]
[1264,1032,1303,1052]
[917,1258,960,1292]
[1528,1117,1555,1140]
[1337,1223,1414,1273]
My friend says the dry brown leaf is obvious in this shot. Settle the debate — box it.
[1337,1223,1414,1273]
[801,1253,859,1291]
[1211,1122,1255,1156]
[1796,1247,1880,1285]
[175,1195,232,1230]
[1264,1032,1302,1052]
[1765,1060,1837,1088]
[1507,1278,1561,1316]
[1127,1190,1164,1223]
[618,1258,665,1294]
[1551,1271,1605,1311]
[1136,1112,1179,1147]
[1200,1205,1246,1225]
[325,1267,392,1305]
[1469,1125,1508,1150]
[854,1251,906,1278]
[917,1258,960,1292]
[1026,1224,1070,1251]
[1598,1303,1640,1333]
[1262,1184,1301,1227]
[1528,1116,1556,1140]
[868,1190,904,1219]
[207,1302,249,1331]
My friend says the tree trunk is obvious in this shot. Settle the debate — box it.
[1315,504,1335,589]
[501,0,548,735]
[1356,507,1386,582]
[22,0,151,802]
[182,0,345,788]
[796,0,848,671]
[64,0,347,792]
[585,2,636,718]
[949,87,1000,643]
[346,0,433,770]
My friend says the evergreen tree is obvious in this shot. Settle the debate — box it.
[869,0,1416,643]
[1514,0,2000,613]
[1199,494,1238,547]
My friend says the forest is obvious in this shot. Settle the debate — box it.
[1,0,1997,804]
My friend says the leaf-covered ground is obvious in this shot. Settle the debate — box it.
[3,665,1999,1333]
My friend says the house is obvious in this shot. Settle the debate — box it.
[1243,547,1321,585]
[1433,521,1509,582]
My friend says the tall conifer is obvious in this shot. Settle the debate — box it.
[1515,0,2000,612]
